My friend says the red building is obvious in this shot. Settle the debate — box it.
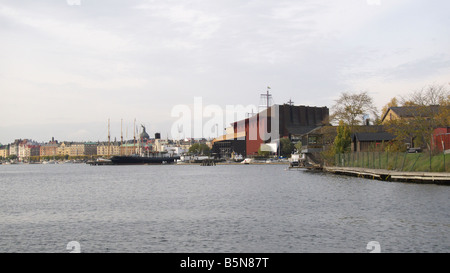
[433,127,450,152]
[231,104,329,156]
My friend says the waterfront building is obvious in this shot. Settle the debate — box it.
[9,139,21,157]
[120,142,138,156]
[162,145,187,156]
[301,125,394,154]
[40,144,59,157]
[213,103,329,158]
[57,142,71,157]
[69,142,97,157]
[351,132,396,152]
[211,132,246,159]
[40,137,59,157]
[97,142,121,157]
[154,138,168,153]
[381,105,445,124]
[23,145,41,159]
[0,145,9,159]
[381,105,449,150]
[432,127,450,153]
[18,140,40,160]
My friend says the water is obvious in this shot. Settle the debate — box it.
[0,163,448,253]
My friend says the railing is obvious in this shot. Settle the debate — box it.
[335,151,449,172]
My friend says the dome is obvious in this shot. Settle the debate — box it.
[140,125,150,140]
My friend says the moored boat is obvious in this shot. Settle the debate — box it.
[110,154,180,165]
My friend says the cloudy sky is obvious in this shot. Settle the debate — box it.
[0,0,449,143]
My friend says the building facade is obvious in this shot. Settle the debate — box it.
[17,140,40,160]
[0,145,9,159]
[9,140,21,157]
[69,142,97,157]
[40,144,59,157]
[97,143,121,156]
[213,104,329,157]
[381,105,443,124]
[433,127,450,152]
[58,142,71,157]
[351,132,396,152]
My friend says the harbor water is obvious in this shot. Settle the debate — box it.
[0,163,448,253]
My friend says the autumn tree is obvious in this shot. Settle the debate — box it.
[385,84,450,150]
[333,120,351,154]
[294,141,303,153]
[331,91,378,129]
[381,96,399,119]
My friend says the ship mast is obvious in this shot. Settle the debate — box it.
[108,118,111,157]
[120,118,123,156]
[133,118,136,155]
[137,124,141,156]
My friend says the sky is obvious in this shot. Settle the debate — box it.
[0,0,449,144]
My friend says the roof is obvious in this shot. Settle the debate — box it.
[382,105,443,122]
[352,132,395,142]
[287,125,323,136]
[212,131,246,143]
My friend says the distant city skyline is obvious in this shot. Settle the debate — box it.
[1,0,450,144]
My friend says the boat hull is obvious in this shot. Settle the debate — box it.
[110,156,180,165]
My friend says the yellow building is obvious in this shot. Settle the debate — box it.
[381,105,441,124]
[120,143,138,156]
[97,143,121,156]
[0,146,9,158]
[58,142,71,156]
[69,142,97,157]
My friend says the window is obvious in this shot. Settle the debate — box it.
[308,136,318,145]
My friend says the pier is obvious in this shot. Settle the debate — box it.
[201,159,216,166]
[324,166,450,185]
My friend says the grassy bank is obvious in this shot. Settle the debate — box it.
[335,151,449,172]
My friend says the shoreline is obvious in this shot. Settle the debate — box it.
[323,166,450,185]
[3,161,449,185]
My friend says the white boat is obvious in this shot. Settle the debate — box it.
[43,160,58,164]
[97,157,112,163]
[289,153,305,168]
[241,158,253,164]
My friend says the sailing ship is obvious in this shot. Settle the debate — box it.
[109,123,180,165]
[110,153,180,165]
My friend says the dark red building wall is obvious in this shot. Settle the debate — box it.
[433,127,450,152]
[233,105,329,156]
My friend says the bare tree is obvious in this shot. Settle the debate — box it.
[386,84,450,150]
[331,91,378,128]
[400,84,449,107]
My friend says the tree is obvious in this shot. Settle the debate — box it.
[385,84,450,150]
[401,84,448,107]
[188,143,211,155]
[280,138,294,157]
[294,141,303,153]
[333,120,351,154]
[331,91,378,128]
[257,147,270,157]
[381,96,399,119]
